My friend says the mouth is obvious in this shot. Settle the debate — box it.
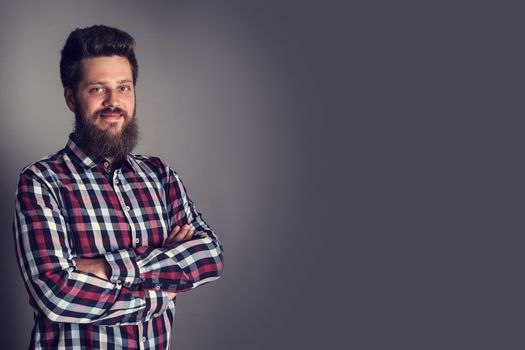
[98,108,126,122]
[100,112,123,121]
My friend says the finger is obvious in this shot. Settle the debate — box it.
[175,224,195,242]
[173,225,190,241]
[165,226,180,244]
[166,225,188,244]
[182,227,194,241]
[178,226,194,242]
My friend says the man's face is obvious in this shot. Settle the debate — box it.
[65,55,138,161]
[69,55,135,133]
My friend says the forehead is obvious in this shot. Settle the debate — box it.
[80,56,132,83]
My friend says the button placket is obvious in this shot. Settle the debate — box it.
[112,172,138,252]
[137,323,145,350]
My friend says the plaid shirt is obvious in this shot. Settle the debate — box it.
[13,136,224,349]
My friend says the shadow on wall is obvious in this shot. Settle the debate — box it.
[0,157,35,349]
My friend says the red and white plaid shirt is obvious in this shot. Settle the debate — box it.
[13,136,224,349]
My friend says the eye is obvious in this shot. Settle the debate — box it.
[89,86,105,94]
[118,85,132,93]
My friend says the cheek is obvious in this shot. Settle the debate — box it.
[124,96,136,112]
[85,98,105,115]
[78,95,100,112]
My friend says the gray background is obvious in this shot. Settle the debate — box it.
[0,0,521,349]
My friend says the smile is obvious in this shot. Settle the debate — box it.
[100,113,123,121]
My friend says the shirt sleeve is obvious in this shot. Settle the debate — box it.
[14,171,170,325]
[104,164,224,293]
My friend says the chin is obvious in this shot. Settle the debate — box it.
[99,119,124,129]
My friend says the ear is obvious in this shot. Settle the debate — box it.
[64,88,76,112]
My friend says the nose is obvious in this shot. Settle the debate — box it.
[103,89,119,108]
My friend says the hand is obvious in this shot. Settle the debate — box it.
[164,224,194,246]
[74,257,111,280]
[163,225,192,299]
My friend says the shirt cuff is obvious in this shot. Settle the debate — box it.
[143,290,172,321]
[105,249,141,286]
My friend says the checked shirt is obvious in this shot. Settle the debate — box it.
[13,136,224,349]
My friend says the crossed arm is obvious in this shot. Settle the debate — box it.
[74,224,195,300]
[14,167,223,325]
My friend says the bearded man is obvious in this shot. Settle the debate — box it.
[13,25,223,349]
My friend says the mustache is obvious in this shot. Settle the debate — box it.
[96,107,127,117]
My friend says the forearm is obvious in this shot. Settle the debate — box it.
[17,256,162,325]
[105,234,223,293]
[74,257,176,301]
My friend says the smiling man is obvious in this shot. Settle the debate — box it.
[67,54,139,166]
[13,25,223,349]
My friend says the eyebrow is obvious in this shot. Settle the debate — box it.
[86,79,133,85]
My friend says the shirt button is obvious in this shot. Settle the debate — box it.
[114,179,119,185]
[155,285,161,290]
[135,238,140,244]
[141,336,146,343]
[125,206,130,212]
[103,161,109,168]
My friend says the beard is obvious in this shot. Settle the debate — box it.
[72,104,139,163]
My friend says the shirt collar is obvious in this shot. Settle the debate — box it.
[65,134,139,172]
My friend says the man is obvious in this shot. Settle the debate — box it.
[13,25,224,349]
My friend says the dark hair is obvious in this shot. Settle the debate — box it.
[60,25,138,90]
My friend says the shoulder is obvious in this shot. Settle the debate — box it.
[130,154,180,177]
[16,148,70,196]
[19,148,68,180]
